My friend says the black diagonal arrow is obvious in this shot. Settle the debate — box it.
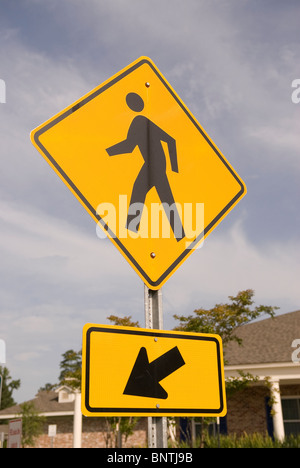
[123,346,185,399]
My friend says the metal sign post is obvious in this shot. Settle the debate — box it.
[144,286,168,448]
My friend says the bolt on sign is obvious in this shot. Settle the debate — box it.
[81,324,227,417]
[31,57,246,290]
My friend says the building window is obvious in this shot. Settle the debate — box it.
[281,397,300,436]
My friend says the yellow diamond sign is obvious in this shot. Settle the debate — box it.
[81,324,227,417]
[31,57,246,290]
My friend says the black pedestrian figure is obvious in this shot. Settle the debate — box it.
[106,92,185,241]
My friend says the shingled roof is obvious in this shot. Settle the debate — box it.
[0,386,74,417]
[224,310,300,366]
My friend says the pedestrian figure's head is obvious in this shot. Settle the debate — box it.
[126,93,144,112]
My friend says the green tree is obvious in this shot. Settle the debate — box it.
[38,350,82,393]
[18,401,45,448]
[0,366,20,409]
[174,288,278,394]
[174,289,277,346]
[38,382,57,392]
[107,315,140,328]
[59,349,82,390]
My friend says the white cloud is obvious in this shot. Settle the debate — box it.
[14,351,43,362]
[0,199,136,296]
[13,315,54,335]
[247,117,300,169]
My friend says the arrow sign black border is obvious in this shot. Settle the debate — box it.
[83,326,225,416]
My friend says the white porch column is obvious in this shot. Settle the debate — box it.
[269,379,285,441]
[73,390,82,448]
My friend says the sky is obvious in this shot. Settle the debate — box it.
[0,0,299,404]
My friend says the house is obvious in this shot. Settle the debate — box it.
[223,309,300,439]
[0,310,299,447]
[0,385,147,448]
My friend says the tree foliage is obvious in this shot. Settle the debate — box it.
[19,401,45,448]
[38,382,57,392]
[174,289,279,402]
[59,349,82,390]
[0,366,20,409]
[173,289,278,346]
[107,315,140,328]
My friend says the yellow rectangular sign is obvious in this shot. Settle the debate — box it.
[82,324,227,417]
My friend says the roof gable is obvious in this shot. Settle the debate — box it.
[224,310,300,365]
[0,387,75,418]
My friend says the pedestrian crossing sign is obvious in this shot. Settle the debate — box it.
[31,57,246,290]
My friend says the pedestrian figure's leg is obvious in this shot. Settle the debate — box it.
[126,165,149,232]
[155,176,185,241]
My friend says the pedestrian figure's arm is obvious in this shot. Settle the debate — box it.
[106,138,136,156]
[106,120,138,156]
[162,133,178,173]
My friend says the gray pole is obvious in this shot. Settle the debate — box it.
[144,285,168,448]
